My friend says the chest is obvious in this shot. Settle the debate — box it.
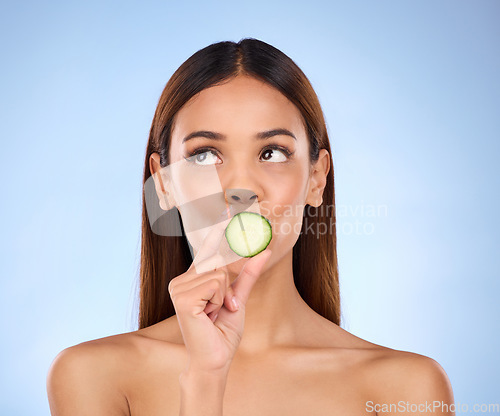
[126,352,372,416]
[222,365,371,416]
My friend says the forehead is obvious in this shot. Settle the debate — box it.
[171,75,306,141]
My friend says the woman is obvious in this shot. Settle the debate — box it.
[47,38,455,415]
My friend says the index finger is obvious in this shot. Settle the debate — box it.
[189,206,232,272]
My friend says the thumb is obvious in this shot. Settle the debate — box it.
[231,249,272,307]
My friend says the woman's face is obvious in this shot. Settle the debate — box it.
[151,75,329,270]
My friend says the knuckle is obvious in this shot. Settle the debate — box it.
[167,279,175,296]
[210,278,223,290]
[215,269,227,280]
[168,271,188,296]
[173,293,188,308]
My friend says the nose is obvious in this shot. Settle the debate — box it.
[225,188,258,210]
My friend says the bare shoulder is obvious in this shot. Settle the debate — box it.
[47,332,141,416]
[47,319,187,416]
[317,323,454,413]
[362,347,455,413]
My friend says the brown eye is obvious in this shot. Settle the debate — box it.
[260,147,288,163]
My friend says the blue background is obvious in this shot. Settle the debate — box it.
[1,0,498,414]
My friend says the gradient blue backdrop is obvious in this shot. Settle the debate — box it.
[1,0,498,414]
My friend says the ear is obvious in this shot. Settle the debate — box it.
[149,152,177,211]
[305,148,330,207]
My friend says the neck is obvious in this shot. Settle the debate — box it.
[227,250,313,356]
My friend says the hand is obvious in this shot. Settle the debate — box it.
[168,214,272,373]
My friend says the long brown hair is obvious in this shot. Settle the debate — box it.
[137,38,340,329]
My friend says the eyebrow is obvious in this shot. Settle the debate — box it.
[181,128,297,144]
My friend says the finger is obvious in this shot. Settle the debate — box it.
[202,270,229,315]
[172,265,233,317]
[188,207,232,273]
[203,268,240,315]
[207,310,219,323]
[172,259,235,314]
[172,276,224,319]
[195,253,238,313]
[231,249,272,307]
[194,253,229,276]
[180,254,228,287]
[193,277,226,317]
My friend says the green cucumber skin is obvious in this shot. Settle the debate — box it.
[225,212,272,258]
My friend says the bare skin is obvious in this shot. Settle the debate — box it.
[47,75,454,415]
[53,317,454,416]
[129,315,385,416]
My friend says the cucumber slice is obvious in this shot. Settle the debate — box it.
[225,212,272,257]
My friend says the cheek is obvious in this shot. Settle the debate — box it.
[267,204,304,247]
[170,164,230,237]
[171,162,223,205]
[260,173,309,249]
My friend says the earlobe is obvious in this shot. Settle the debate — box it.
[314,190,324,207]
[306,190,323,208]
[306,185,324,208]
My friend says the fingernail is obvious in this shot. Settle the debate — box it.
[211,312,218,322]
[231,296,239,311]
